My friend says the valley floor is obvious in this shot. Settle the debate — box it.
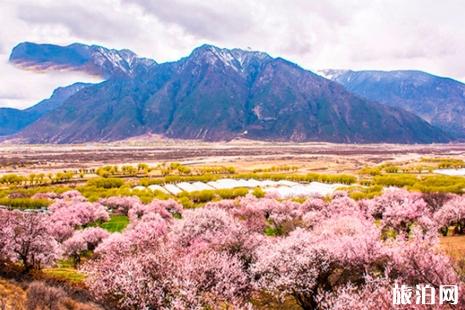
[2,141,465,175]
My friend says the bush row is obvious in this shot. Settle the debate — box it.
[0,197,50,209]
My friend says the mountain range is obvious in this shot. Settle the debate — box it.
[0,83,90,136]
[1,42,461,144]
[320,69,465,138]
[1,42,157,136]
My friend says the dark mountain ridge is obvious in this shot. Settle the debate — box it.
[1,41,157,136]
[321,69,465,138]
[0,82,90,136]
[16,44,449,144]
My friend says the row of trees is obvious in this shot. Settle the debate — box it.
[159,163,236,176]
[421,157,465,169]
[0,171,75,187]
[359,158,465,176]
[95,163,237,178]
[96,164,151,178]
[253,165,299,173]
[371,174,465,194]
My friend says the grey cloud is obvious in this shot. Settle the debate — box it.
[126,0,254,40]
[17,2,141,42]
[1,0,465,110]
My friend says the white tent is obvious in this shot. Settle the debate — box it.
[164,184,183,195]
[265,182,345,198]
[277,180,299,187]
[132,185,147,191]
[148,184,169,193]
[139,178,346,198]
[207,179,241,189]
[176,182,215,192]
[192,181,215,191]
[434,168,465,176]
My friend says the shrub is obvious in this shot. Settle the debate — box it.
[346,185,383,200]
[359,167,382,176]
[0,198,50,209]
[198,166,236,175]
[96,165,119,177]
[140,175,220,186]
[180,190,216,203]
[383,165,399,173]
[26,281,101,310]
[26,282,67,310]
[252,187,265,198]
[216,188,249,199]
[373,174,417,187]
[121,165,138,176]
[87,178,124,189]
[0,174,25,186]
[412,175,465,193]
[178,196,195,209]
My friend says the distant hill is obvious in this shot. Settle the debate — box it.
[26,82,91,115]
[9,42,157,78]
[320,69,465,138]
[15,44,449,144]
[0,82,90,136]
[0,108,38,136]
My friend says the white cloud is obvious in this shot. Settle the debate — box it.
[1,0,465,108]
[0,57,101,109]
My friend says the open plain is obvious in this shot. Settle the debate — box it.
[2,141,465,174]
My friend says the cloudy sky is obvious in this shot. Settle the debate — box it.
[1,0,464,109]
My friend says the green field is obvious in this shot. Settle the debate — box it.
[100,215,129,232]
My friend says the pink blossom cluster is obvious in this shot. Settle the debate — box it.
[63,227,110,266]
[433,195,465,235]
[99,196,142,215]
[82,191,465,309]
[0,209,61,272]
[207,194,328,234]
[0,200,111,271]
[85,207,259,309]
[48,199,110,241]
[3,187,465,308]
[31,190,87,202]
[128,199,182,222]
[60,190,87,201]
[363,188,435,235]
[31,190,88,202]
[366,188,465,237]
[31,191,60,200]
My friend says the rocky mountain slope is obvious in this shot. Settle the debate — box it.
[16,44,449,144]
[2,41,157,136]
[0,83,90,136]
[0,108,38,136]
[321,69,465,138]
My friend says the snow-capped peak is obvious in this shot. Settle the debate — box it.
[317,69,350,81]
[191,44,271,72]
